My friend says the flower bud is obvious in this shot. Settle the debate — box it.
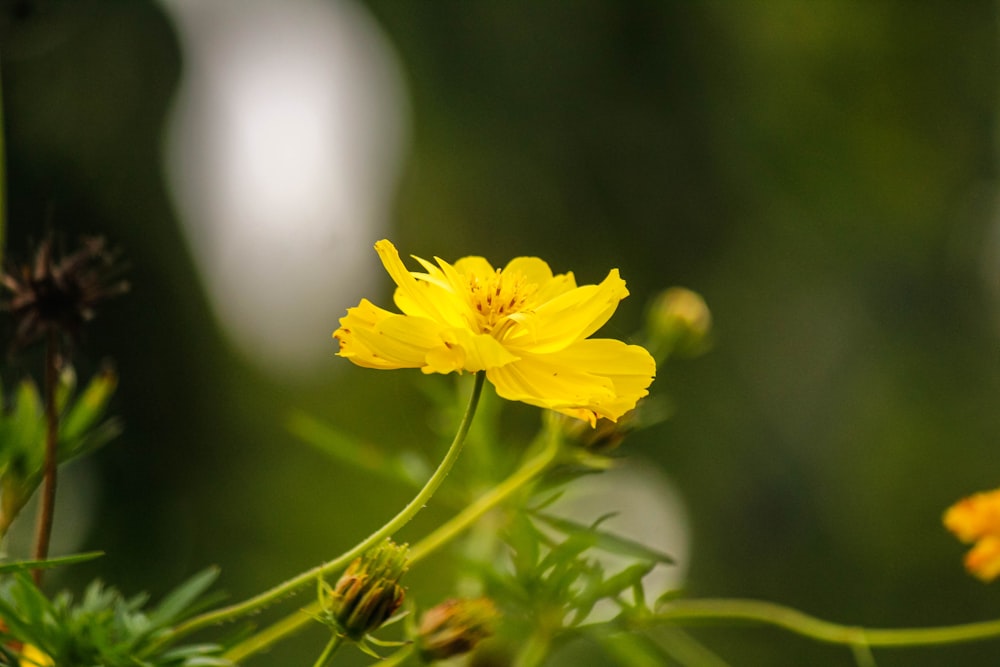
[644,287,711,362]
[327,540,408,641]
[417,597,498,662]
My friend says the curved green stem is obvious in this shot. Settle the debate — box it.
[654,598,1000,648]
[224,419,563,662]
[368,644,414,667]
[161,372,487,652]
[410,426,560,563]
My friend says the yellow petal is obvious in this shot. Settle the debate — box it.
[451,328,521,371]
[335,300,442,370]
[20,646,53,667]
[505,269,628,353]
[532,270,577,303]
[375,240,466,328]
[486,337,653,426]
[502,256,553,287]
[453,255,495,279]
[334,299,406,369]
[423,328,520,374]
[965,535,1000,582]
[944,488,1000,543]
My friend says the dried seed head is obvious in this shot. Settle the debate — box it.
[2,234,129,352]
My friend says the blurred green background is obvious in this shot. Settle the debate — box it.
[3,1,1000,664]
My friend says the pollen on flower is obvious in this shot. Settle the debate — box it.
[466,268,534,335]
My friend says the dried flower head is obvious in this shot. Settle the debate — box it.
[2,234,129,351]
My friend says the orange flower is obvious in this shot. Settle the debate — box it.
[944,488,1000,582]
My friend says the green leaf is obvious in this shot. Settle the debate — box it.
[532,512,675,565]
[593,563,656,602]
[0,551,104,574]
[9,379,43,464]
[60,368,118,443]
[594,632,671,667]
[287,410,430,488]
[147,567,222,629]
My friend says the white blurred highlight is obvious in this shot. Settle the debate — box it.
[161,0,408,378]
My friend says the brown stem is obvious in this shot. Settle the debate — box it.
[32,331,59,585]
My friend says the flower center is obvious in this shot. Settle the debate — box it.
[468,269,534,336]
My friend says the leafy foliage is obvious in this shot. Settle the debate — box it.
[0,367,121,537]
[0,569,229,667]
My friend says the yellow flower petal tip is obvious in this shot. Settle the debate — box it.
[334,240,656,426]
[944,488,1000,582]
[20,645,54,667]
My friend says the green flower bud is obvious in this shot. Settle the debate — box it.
[644,287,711,362]
[327,540,408,641]
[417,597,498,662]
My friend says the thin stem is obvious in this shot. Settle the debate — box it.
[162,372,487,651]
[370,644,414,667]
[654,598,1000,649]
[223,419,563,662]
[312,633,343,667]
[223,603,314,663]
[410,427,561,563]
[32,332,60,585]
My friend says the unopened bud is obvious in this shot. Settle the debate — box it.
[645,287,711,361]
[327,540,408,641]
[417,597,498,662]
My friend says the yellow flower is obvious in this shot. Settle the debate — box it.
[20,645,53,667]
[943,488,1000,582]
[334,240,655,426]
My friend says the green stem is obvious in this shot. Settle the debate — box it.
[312,633,343,667]
[224,418,563,662]
[369,644,414,667]
[409,427,560,563]
[654,598,1000,649]
[223,607,315,663]
[163,372,486,651]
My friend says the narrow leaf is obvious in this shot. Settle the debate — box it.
[148,567,222,627]
[533,512,675,565]
[0,551,104,574]
[287,411,430,488]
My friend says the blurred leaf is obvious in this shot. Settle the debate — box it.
[147,567,222,629]
[287,410,430,488]
[60,367,117,443]
[532,512,675,565]
[532,512,674,565]
[0,571,232,666]
[595,631,670,667]
[54,364,77,415]
[0,551,103,574]
[590,562,656,604]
